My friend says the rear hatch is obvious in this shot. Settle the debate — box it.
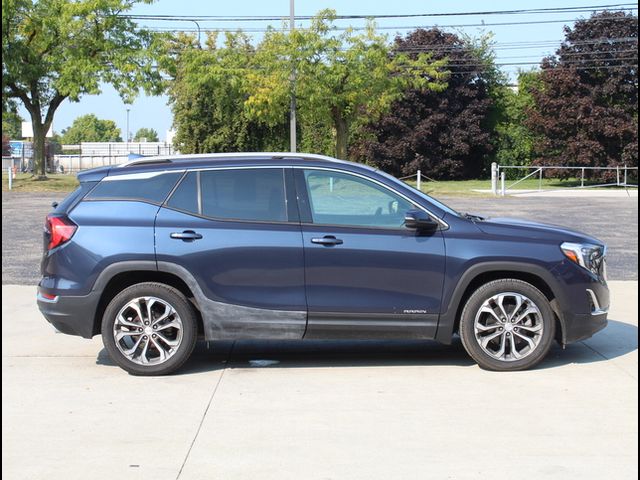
[41,170,106,260]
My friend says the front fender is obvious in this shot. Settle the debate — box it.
[434,261,568,344]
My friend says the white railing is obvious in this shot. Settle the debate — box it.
[491,163,638,196]
[2,156,20,171]
[79,142,174,156]
[53,154,131,173]
[398,169,438,191]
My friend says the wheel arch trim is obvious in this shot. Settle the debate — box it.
[435,261,568,344]
[91,260,306,341]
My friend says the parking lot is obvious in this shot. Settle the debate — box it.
[1,191,638,284]
[2,190,638,479]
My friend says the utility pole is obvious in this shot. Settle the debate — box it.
[289,0,297,153]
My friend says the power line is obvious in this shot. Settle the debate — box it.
[144,8,637,79]
[143,15,638,33]
[393,37,638,52]
[123,3,637,22]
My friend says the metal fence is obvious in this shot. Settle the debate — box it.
[53,154,132,173]
[51,142,176,173]
[398,169,438,191]
[491,163,638,195]
[78,142,174,156]
[2,156,21,171]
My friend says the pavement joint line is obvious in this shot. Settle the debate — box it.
[579,341,638,380]
[175,341,235,480]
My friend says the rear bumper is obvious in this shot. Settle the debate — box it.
[37,289,101,339]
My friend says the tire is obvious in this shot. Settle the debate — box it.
[101,282,198,376]
[459,279,556,371]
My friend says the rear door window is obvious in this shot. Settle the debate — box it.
[200,168,287,222]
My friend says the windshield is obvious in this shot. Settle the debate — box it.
[374,169,461,218]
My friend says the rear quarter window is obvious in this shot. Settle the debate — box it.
[86,172,181,204]
[166,172,199,213]
[54,181,97,214]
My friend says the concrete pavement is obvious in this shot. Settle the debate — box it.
[2,282,638,480]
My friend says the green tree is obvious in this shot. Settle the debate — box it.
[2,101,23,139]
[2,0,163,177]
[526,11,638,176]
[133,127,159,142]
[246,10,448,159]
[353,29,500,179]
[492,71,542,168]
[61,114,122,143]
[162,31,288,154]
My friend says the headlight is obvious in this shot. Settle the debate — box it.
[561,242,606,277]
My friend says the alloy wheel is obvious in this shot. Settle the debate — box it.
[473,292,544,362]
[113,296,184,366]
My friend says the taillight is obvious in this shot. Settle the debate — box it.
[39,291,58,301]
[46,215,77,250]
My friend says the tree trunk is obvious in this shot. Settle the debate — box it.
[333,113,349,160]
[32,121,47,178]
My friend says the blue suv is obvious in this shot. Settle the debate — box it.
[38,153,609,375]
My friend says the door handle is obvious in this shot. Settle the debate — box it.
[311,236,343,246]
[170,230,203,241]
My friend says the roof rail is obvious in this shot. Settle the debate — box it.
[119,158,173,168]
[117,152,347,168]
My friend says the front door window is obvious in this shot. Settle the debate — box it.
[303,170,413,229]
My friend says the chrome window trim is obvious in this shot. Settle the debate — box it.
[110,163,448,229]
[102,170,185,181]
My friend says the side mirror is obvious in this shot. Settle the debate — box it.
[404,209,439,232]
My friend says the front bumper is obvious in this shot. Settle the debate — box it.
[37,289,101,339]
[560,310,608,344]
[556,275,609,345]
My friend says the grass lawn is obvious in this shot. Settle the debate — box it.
[2,173,79,192]
[1,172,634,196]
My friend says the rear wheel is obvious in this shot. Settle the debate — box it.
[459,279,555,371]
[101,282,198,375]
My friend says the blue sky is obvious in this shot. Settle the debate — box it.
[20,0,638,141]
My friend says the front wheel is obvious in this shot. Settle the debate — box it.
[459,279,556,371]
[101,282,198,375]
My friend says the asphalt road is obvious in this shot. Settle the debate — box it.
[2,283,637,479]
[439,194,638,280]
[2,191,637,284]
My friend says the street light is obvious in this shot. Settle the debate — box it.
[126,108,130,151]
